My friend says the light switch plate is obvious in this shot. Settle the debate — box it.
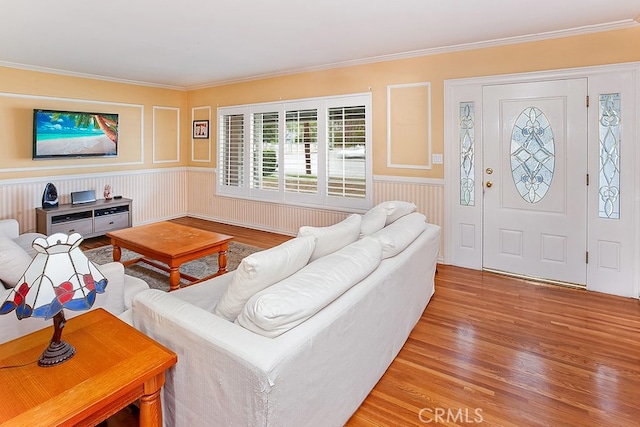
[432,153,443,164]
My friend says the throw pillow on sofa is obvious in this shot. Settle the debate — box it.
[237,236,383,338]
[0,236,32,288]
[213,235,316,321]
[297,214,361,262]
[373,201,417,225]
[359,207,387,238]
[372,212,427,258]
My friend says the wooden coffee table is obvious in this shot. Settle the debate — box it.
[107,221,233,291]
[0,309,177,427]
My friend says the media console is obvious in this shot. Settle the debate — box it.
[36,198,132,238]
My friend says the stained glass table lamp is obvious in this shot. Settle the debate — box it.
[0,232,108,367]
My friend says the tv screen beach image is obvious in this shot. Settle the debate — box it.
[34,110,118,158]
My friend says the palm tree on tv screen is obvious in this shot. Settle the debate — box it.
[51,112,118,143]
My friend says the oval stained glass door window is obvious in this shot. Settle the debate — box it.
[510,107,555,203]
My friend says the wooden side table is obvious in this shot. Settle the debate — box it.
[0,309,177,427]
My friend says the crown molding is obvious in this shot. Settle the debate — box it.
[0,60,186,91]
[187,19,639,90]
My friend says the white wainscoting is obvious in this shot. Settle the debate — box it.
[187,168,445,256]
[373,175,444,254]
[1,167,445,259]
[0,168,188,233]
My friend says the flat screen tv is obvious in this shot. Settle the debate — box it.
[33,109,118,159]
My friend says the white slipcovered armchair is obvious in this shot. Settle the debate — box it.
[0,219,149,344]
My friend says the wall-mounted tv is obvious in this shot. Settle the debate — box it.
[33,109,118,159]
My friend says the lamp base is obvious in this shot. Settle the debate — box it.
[38,340,76,367]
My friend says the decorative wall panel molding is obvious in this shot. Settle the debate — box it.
[0,92,144,171]
[192,106,212,162]
[386,82,431,169]
[152,106,180,163]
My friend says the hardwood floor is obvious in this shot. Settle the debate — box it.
[97,218,640,426]
[348,265,640,427]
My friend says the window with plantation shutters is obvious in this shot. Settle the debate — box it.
[217,93,372,210]
[328,105,366,199]
[219,113,244,189]
[251,111,279,191]
[285,109,318,195]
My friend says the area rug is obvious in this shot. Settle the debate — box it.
[84,242,262,292]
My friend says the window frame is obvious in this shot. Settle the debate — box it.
[217,93,373,211]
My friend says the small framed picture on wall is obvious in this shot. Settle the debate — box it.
[193,120,209,139]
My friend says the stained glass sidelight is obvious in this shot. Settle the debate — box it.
[598,93,621,219]
[510,107,555,204]
[459,102,475,206]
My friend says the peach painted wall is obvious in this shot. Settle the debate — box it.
[0,66,189,180]
[1,26,637,183]
[0,26,638,236]
[187,26,640,180]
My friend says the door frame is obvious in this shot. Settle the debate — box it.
[443,62,640,297]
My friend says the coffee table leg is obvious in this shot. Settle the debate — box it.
[113,244,122,262]
[169,267,181,292]
[140,373,165,427]
[217,249,228,275]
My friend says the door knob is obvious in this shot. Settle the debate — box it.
[486,181,493,188]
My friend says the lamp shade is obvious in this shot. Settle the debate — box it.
[0,233,108,320]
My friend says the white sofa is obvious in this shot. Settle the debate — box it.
[132,202,441,427]
[0,219,149,344]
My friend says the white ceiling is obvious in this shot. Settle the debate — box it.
[1,0,638,89]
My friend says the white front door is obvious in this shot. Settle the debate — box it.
[482,79,588,285]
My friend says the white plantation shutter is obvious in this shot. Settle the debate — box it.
[285,109,318,195]
[219,113,245,190]
[327,105,366,199]
[251,111,279,191]
[217,93,372,210]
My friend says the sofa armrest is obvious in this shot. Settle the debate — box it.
[132,289,283,426]
[0,262,150,344]
[0,287,49,344]
[0,219,20,240]
[94,262,148,315]
[132,289,277,369]
[122,275,150,310]
[14,233,47,256]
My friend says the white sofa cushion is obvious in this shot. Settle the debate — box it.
[297,214,361,261]
[213,236,316,321]
[372,212,427,259]
[373,200,417,225]
[359,207,387,238]
[0,236,32,288]
[237,236,382,338]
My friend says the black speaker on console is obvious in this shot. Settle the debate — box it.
[42,182,58,209]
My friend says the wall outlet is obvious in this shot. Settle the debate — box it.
[432,153,443,164]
